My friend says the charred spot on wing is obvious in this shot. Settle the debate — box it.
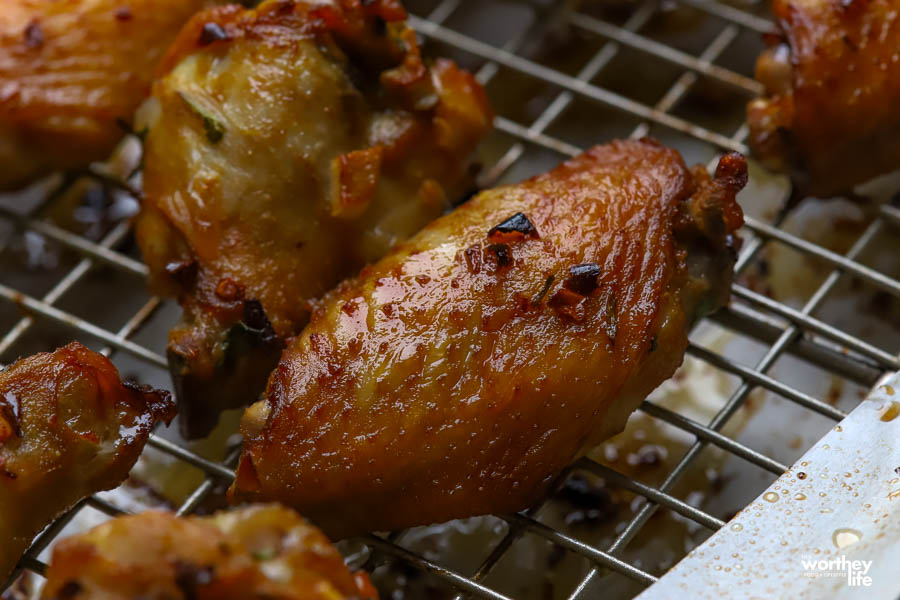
[487,212,539,242]
[199,22,229,46]
[23,20,44,50]
[114,7,133,21]
[122,380,176,424]
[57,580,83,599]
[486,243,512,269]
[241,300,279,346]
[174,561,215,600]
[714,152,749,189]
[563,263,602,296]
[164,259,199,288]
[372,15,387,35]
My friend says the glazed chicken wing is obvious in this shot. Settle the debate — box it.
[230,139,747,537]
[136,0,492,438]
[0,342,174,580]
[0,0,219,190]
[40,504,377,600]
[748,0,900,197]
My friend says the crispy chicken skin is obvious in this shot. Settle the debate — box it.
[0,342,174,581]
[0,0,219,190]
[137,0,491,439]
[748,0,900,197]
[40,504,377,600]
[230,139,747,537]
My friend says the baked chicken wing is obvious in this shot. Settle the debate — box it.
[748,0,900,197]
[136,0,492,438]
[0,342,174,580]
[0,0,218,190]
[230,139,747,537]
[40,504,377,600]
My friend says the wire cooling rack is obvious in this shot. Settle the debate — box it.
[4,0,900,597]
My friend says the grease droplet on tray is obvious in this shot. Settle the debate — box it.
[832,528,862,549]
[763,492,779,503]
[881,401,900,422]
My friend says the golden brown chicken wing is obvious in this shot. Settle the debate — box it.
[0,0,219,190]
[0,342,174,580]
[229,139,747,537]
[40,504,377,600]
[747,0,900,197]
[136,0,492,438]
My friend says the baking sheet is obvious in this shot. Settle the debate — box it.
[638,372,900,600]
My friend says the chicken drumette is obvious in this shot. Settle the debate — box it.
[230,139,746,537]
[748,0,900,198]
[0,343,174,580]
[136,0,492,438]
[40,504,377,600]
[0,0,219,190]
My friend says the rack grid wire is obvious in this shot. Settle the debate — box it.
[2,0,900,598]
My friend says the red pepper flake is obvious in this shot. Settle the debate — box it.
[564,263,602,296]
[330,146,383,218]
[488,212,539,242]
[199,22,229,45]
[549,288,586,322]
[78,431,100,444]
[215,278,243,302]
[487,243,512,269]
[464,244,482,274]
[24,20,44,49]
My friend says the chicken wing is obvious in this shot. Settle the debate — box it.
[136,0,492,438]
[40,504,377,600]
[0,0,219,190]
[230,139,747,537]
[747,0,900,197]
[0,342,174,580]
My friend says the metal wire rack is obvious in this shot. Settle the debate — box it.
[3,0,900,598]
